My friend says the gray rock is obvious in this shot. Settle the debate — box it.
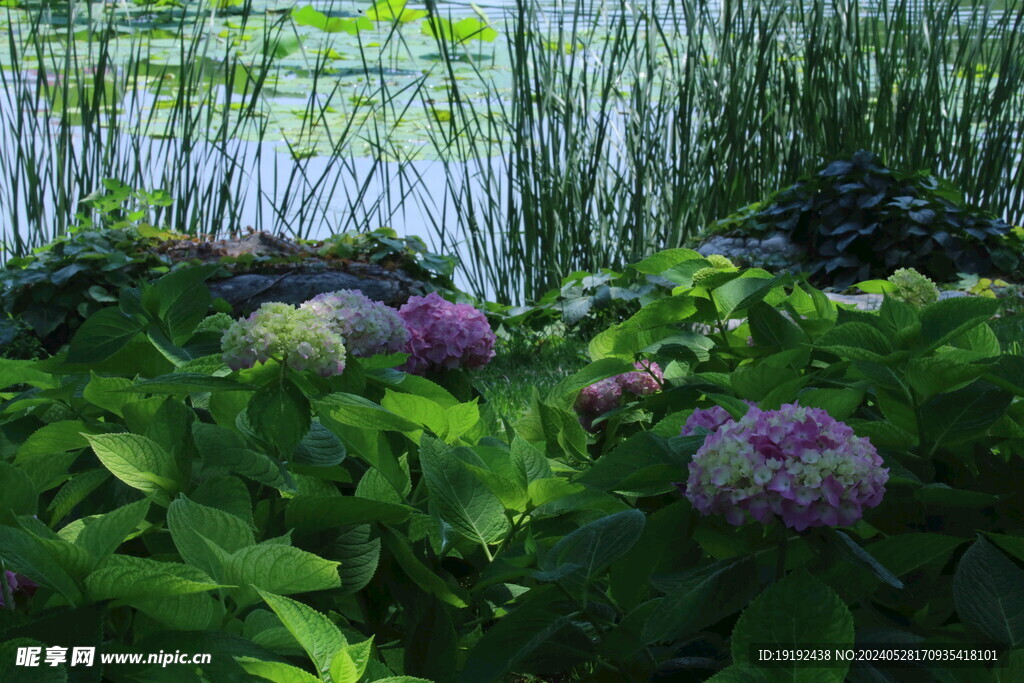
[696,231,805,269]
[208,265,426,315]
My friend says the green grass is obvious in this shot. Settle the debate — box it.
[473,334,590,421]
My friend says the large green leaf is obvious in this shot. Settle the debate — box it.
[84,433,179,502]
[919,297,999,350]
[816,322,892,360]
[731,570,854,682]
[257,590,346,676]
[537,509,645,600]
[292,421,347,467]
[66,307,144,364]
[419,436,510,547]
[329,526,381,595]
[459,587,573,683]
[285,495,412,534]
[0,526,83,603]
[919,382,1012,446]
[315,393,419,432]
[906,356,994,402]
[380,528,467,608]
[167,495,256,577]
[85,555,224,601]
[83,372,134,417]
[642,558,758,644]
[712,274,776,319]
[142,264,218,344]
[576,432,701,495]
[122,373,252,394]
[66,498,150,571]
[953,537,1024,647]
[247,379,311,456]
[193,422,294,492]
[0,461,37,522]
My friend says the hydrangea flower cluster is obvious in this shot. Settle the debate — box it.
[887,267,939,307]
[679,402,753,436]
[1,570,37,607]
[195,312,235,335]
[682,403,888,531]
[300,289,410,358]
[616,360,665,397]
[398,292,496,374]
[221,302,347,378]
[575,360,664,430]
[575,378,623,429]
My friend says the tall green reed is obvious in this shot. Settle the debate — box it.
[421,0,1024,304]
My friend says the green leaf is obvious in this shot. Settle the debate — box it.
[380,527,468,608]
[577,431,700,495]
[731,364,799,402]
[920,297,999,350]
[236,659,322,683]
[380,390,446,435]
[642,558,759,644]
[142,264,218,344]
[285,495,413,534]
[292,421,347,467]
[919,382,1012,446]
[71,499,150,571]
[85,555,224,601]
[193,422,294,492]
[865,533,966,576]
[824,529,903,589]
[538,509,645,599]
[748,301,808,348]
[953,537,1024,647]
[0,525,83,603]
[914,483,1000,508]
[256,590,346,676]
[0,462,37,522]
[66,307,144,364]
[906,356,994,403]
[329,526,381,595]
[712,274,776,319]
[122,373,251,394]
[219,544,340,604]
[167,495,255,577]
[83,372,134,417]
[796,388,863,420]
[816,322,892,359]
[731,570,854,682]
[247,379,311,455]
[420,436,510,546]
[854,279,895,295]
[459,587,572,683]
[192,475,254,526]
[315,393,419,432]
[84,433,179,502]
[48,469,110,525]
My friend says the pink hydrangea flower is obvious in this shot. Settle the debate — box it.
[300,289,409,358]
[574,360,664,431]
[1,570,37,607]
[398,292,496,374]
[683,403,888,531]
[616,360,664,397]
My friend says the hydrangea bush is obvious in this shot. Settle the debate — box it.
[681,403,889,531]
[300,289,410,358]
[221,302,347,377]
[398,292,496,374]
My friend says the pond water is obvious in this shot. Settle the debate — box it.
[1,0,1021,300]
